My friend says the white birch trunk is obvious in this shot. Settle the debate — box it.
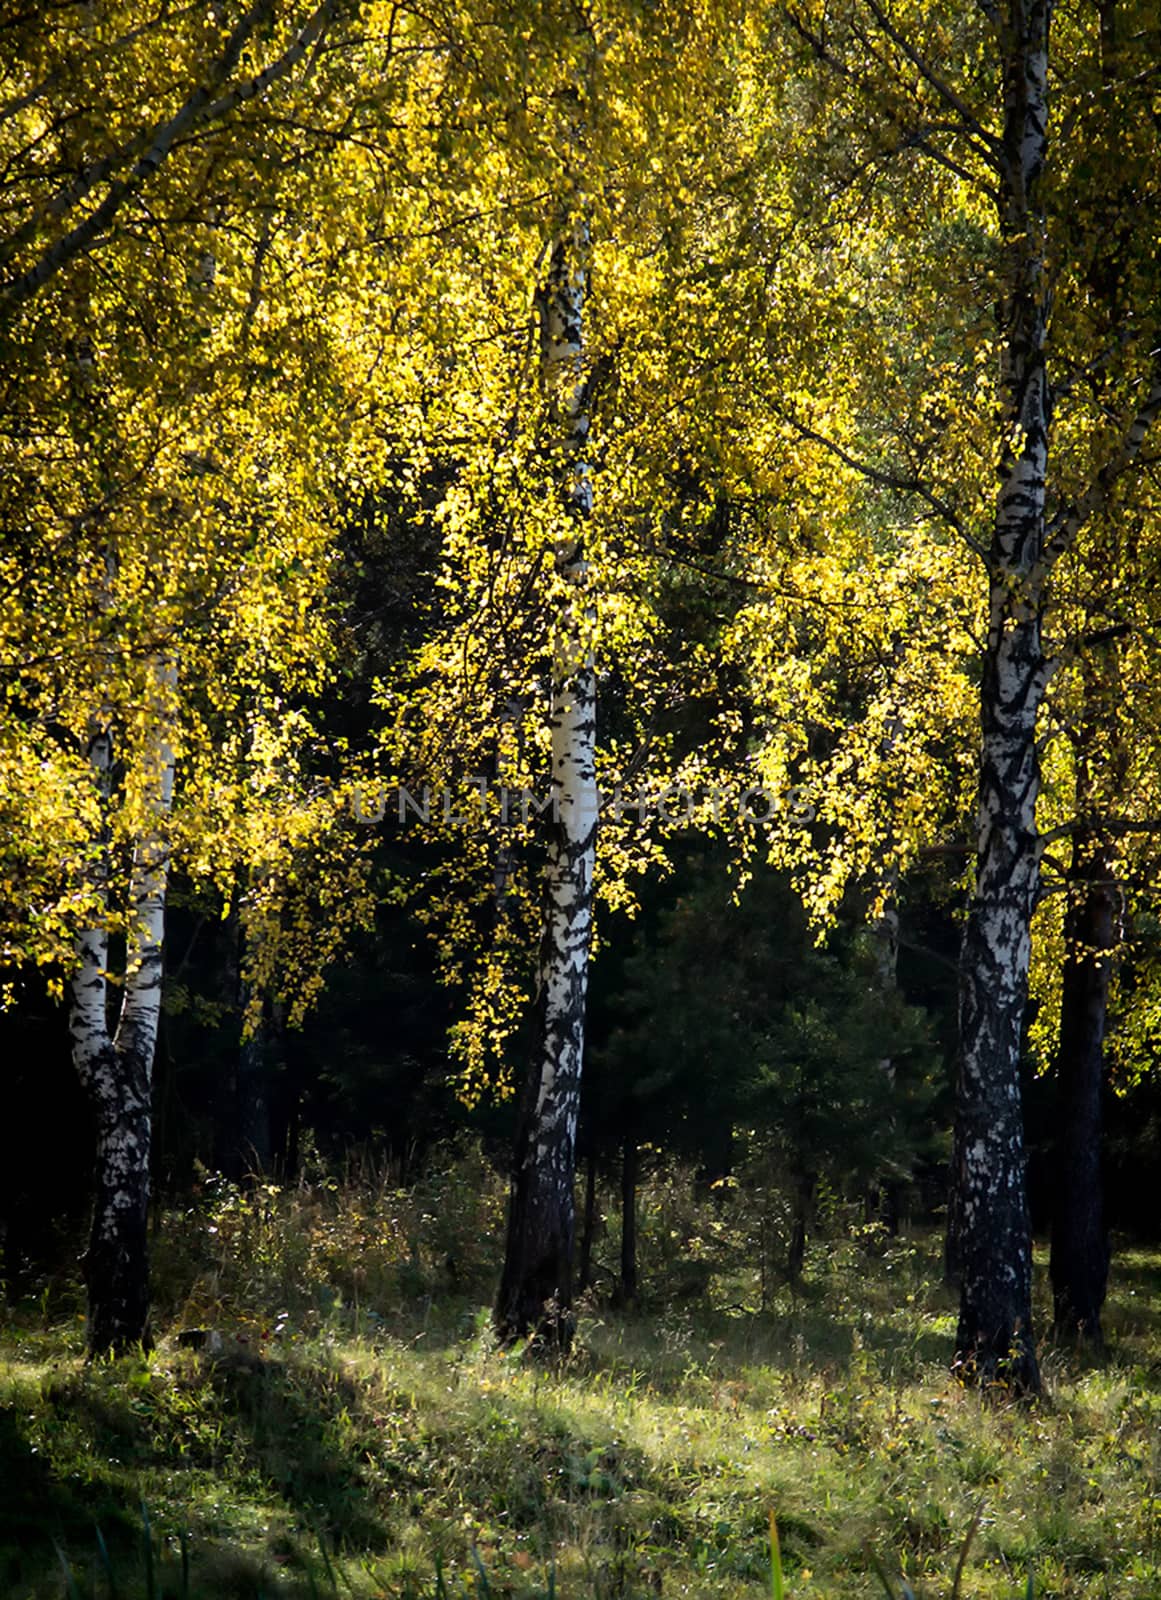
[70,723,115,1093]
[951,0,1051,1393]
[496,221,598,1345]
[70,658,176,1355]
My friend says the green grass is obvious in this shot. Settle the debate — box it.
[3,1163,1161,1598]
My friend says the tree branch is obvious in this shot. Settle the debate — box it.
[1040,816,1161,845]
[784,6,998,192]
[0,4,208,264]
[777,406,990,561]
[0,0,338,320]
[858,0,1002,164]
[1042,347,1161,566]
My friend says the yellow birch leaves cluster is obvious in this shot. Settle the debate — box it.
[3,0,1160,1096]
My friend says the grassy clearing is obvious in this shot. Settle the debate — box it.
[3,1160,1161,1598]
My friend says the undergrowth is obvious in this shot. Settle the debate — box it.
[3,1150,1161,1598]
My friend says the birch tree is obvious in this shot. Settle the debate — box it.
[70,658,175,1353]
[494,220,599,1344]
[346,0,758,1337]
[1032,1,1161,1348]
[0,0,463,1349]
[907,0,1159,1387]
[367,1,754,1077]
[939,0,1055,1395]
[714,0,1161,1390]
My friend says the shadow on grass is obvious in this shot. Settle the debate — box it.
[0,1401,144,1592]
[207,1354,390,1545]
[0,1347,399,1595]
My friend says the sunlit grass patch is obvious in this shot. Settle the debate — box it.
[4,1169,1161,1596]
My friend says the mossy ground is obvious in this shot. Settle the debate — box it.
[3,1162,1160,1598]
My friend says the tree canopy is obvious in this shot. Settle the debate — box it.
[3,0,1161,1383]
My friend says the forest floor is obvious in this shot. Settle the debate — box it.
[2,1161,1161,1599]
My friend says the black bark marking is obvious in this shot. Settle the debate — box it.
[496,221,596,1349]
[83,1040,154,1356]
[951,0,1051,1397]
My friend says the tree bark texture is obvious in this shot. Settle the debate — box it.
[787,1171,815,1284]
[69,661,175,1356]
[952,0,1051,1394]
[495,220,597,1346]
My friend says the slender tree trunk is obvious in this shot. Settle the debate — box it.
[217,925,274,1181]
[280,1056,302,1181]
[577,1143,598,1293]
[495,220,597,1347]
[234,937,274,1179]
[787,1170,814,1284]
[70,660,176,1356]
[236,1014,273,1179]
[951,0,1051,1394]
[82,1039,154,1355]
[1045,3,1132,1353]
[871,882,902,1235]
[258,1002,294,1179]
[620,1137,638,1304]
[1050,833,1115,1346]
